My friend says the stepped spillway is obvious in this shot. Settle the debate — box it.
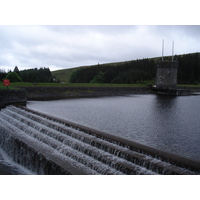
[0,105,199,175]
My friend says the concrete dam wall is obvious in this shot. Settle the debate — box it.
[0,105,199,175]
[0,89,27,109]
[16,86,153,100]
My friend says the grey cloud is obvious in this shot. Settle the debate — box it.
[0,25,199,71]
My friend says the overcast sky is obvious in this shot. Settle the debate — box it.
[0,25,200,72]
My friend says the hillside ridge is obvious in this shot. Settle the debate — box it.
[52,52,200,84]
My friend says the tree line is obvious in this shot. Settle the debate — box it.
[70,58,156,84]
[0,69,7,82]
[70,53,200,85]
[175,53,200,84]
[19,67,53,82]
[0,66,58,83]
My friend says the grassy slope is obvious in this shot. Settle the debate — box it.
[51,56,175,83]
[51,60,134,83]
[51,52,200,83]
[52,68,78,83]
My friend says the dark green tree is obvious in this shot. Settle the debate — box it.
[90,71,105,83]
[0,69,7,81]
[19,67,53,82]
[14,66,20,75]
[5,72,22,82]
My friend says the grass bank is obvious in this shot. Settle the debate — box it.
[0,85,20,90]
[178,84,200,87]
[2,82,200,90]
[9,82,153,88]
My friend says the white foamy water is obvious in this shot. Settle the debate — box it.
[0,147,35,175]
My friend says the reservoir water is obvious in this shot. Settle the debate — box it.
[27,94,200,162]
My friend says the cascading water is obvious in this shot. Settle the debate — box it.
[0,105,199,175]
[0,146,35,175]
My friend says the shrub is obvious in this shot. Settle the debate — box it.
[5,72,22,82]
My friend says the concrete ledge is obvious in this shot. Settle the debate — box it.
[15,86,153,100]
[153,88,191,96]
[0,89,27,109]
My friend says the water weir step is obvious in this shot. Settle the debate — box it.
[0,105,199,175]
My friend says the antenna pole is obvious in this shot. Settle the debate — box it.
[162,39,164,61]
[172,41,174,62]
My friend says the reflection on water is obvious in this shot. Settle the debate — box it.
[27,95,200,161]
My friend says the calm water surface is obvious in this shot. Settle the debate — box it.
[27,94,200,161]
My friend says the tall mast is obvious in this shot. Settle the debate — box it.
[172,41,174,62]
[162,39,164,61]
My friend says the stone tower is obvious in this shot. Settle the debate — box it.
[156,61,178,90]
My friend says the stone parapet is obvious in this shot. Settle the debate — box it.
[0,89,27,109]
[15,86,153,100]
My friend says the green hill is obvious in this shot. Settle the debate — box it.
[51,59,150,83]
[51,55,173,83]
[52,67,78,83]
[52,52,200,84]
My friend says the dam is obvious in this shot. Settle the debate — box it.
[0,105,199,175]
